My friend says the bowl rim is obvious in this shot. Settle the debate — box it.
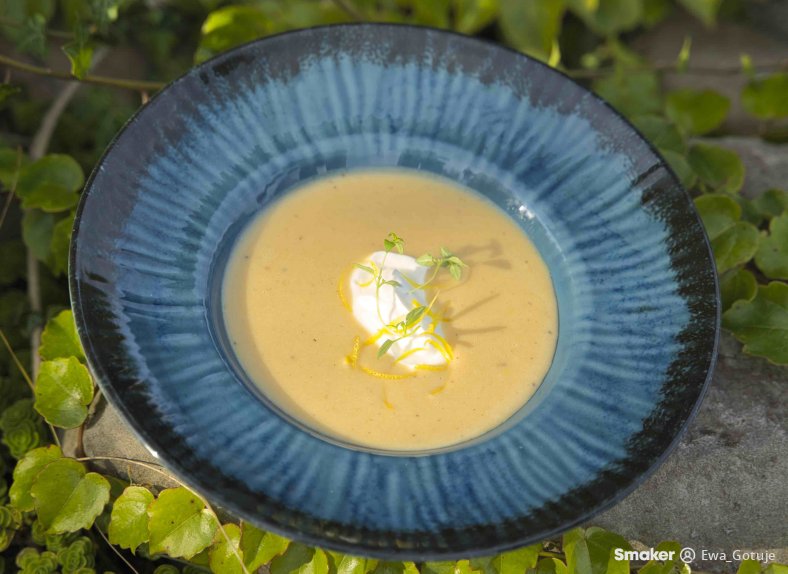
[69,22,721,559]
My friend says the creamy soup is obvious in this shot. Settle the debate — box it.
[222,170,557,451]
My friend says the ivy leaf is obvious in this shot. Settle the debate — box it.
[711,221,760,274]
[751,189,788,220]
[499,0,564,62]
[566,0,643,35]
[31,458,110,533]
[270,543,329,574]
[374,562,419,574]
[22,209,55,263]
[147,487,218,559]
[209,523,244,574]
[62,32,94,80]
[15,155,84,212]
[594,71,662,119]
[688,143,745,193]
[34,357,93,429]
[720,268,757,312]
[631,115,686,154]
[693,194,740,240]
[454,0,499,34]
[492,544,541,574]
[563,528,592,574]
[536,558,569,574]
[661,149,696,188]
[49,212,73,277]
[723,281,788,365]
[742,73,788,119]
[195,6,270,64]
[665,89,730,135]
[677,0,722,27]
[327,552,378,574]
[240,521,291,571]
[765,565,788,574]
[585,527,631,574]
[8,445,63,511]
[754,212,788,279]
[737,560,762,574]
[40,309,85,363]
[108,485,154,553]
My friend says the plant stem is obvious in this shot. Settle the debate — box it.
[93,525,141,574]
[0,52,166,92]
[0,15,73,39]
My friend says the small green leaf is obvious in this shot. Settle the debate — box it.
[209,523,244,574]
[723,281,788,365]
[711,221,760,274]
[737,559,762,574]
[688,143,745,193]
[405,306,427,327]
[632,115,686,154]
[742,73,788,119]
[536,557,569,574]
[594,71,662,119]
[34,357,93,429]
[764,565,788,574]
[661,149,696,188]
[195,6,270,63]
[49,213,73,276]
[327,552,377,574]
[694,193,741,240]
[563,529,592,574]
[677,0,722,26]
[416,254,436,267]
[449,264,462,280]
[720,268,757,312]
[586,527,631,574]
[754,212,788,279]
[665,89,730,135]
[270,543,329,574]
[377,339,396,358]
[567,0,643,35]
[62,36,94,80]
[751,189,788,220]
[108,485,153,553]
[9,445,63,511]
[240,522,290,571]
[454,0,499,34]
[31,458,110,533]
[148,487,218,559]
[354,264,374,275]
[15,14,47,57]
[492,544,541,574]
[22,209,55,263]
[40,309,85,363]
[16,155,84,212]
[499,0,564,62]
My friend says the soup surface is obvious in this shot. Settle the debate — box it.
[222,170,557,451]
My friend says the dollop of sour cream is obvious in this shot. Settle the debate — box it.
[348,251,449,368]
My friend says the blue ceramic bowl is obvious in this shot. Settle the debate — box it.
[70,24,719,559]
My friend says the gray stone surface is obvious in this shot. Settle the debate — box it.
[62,139,787,569]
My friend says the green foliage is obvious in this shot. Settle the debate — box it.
[677,0,721,26]
[0,399,44,459]
[755,212,788,280]
[665,89,729,135]
[499,1,564,62]
[39,310,85,363]
[723,281,788,365]
[208,523,243,574]
[62,27,94,81]
[147,487,218,559]
[240,521,291,571]
[594,71,662,119]
[56,536,95,573]
[688,143,745,193]
[491,544,540,573]
[15,155,85,213]
[30,458,109,533]
[9,445,63,511]
[271,543,329,574]
[34,357,93,429]
[742,73,788,119]
[720,268,757,312]
[107,485,153,553]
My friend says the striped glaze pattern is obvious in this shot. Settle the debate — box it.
[70,25,718,559]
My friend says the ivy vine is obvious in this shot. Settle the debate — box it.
[1,0,787,572]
